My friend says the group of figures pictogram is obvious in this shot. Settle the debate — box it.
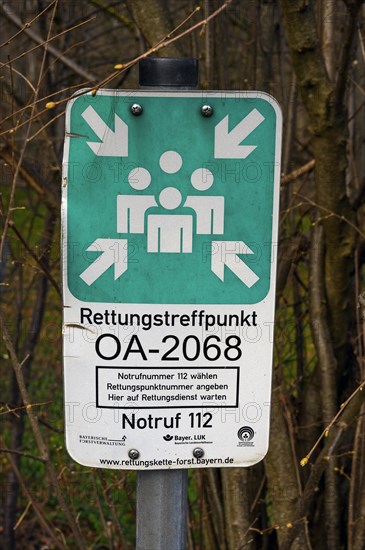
[117,150,225,253]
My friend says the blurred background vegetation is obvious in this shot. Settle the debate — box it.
[1,0,365,548]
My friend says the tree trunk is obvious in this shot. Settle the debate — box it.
[125,0,183,56]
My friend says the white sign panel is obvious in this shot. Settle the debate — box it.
[62,90,282,469]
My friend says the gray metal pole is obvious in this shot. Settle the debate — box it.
[136,57,198,550]
[136,470,188,550]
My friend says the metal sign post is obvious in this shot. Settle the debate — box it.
[135,57,197,550]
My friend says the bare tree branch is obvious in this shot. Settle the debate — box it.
[0,311,86,549]
[0,2,97,81]
[309,220,340,546]
[0,435,64,549]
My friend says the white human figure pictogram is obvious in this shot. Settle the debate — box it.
[147,187,193,253]
[117,167,157,233]
[117,152,224,255]
[184,168,224,234]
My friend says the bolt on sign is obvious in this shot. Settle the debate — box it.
[62,90,282,469]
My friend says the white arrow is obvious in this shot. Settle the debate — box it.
[211,241,259,288]
[214,108,265,159]
[80,239,128,285]
[82,106,128,156]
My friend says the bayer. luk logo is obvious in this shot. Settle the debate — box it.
[237,426,255,447]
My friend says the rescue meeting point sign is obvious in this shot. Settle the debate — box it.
[62,90,282,469]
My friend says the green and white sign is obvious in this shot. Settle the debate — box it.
[62,90,282,470]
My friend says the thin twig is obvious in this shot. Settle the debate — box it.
[0,0,62,259]
[0,0,57,48]
[96,0,233,91]
[300,380,365,466]
[0,310,86,548]
[8,221,61,297]
[282,383,365,550]
[0,3,96,81]
[0,400,51,416]
[0,447,46,463]
[0,436,64,548]
[1,1,232,139]
[294,192,365,240]
[281,160,315,185]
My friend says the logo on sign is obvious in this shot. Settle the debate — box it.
[237,426,255,447]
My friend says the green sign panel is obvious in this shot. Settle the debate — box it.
[64,91,281,304]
